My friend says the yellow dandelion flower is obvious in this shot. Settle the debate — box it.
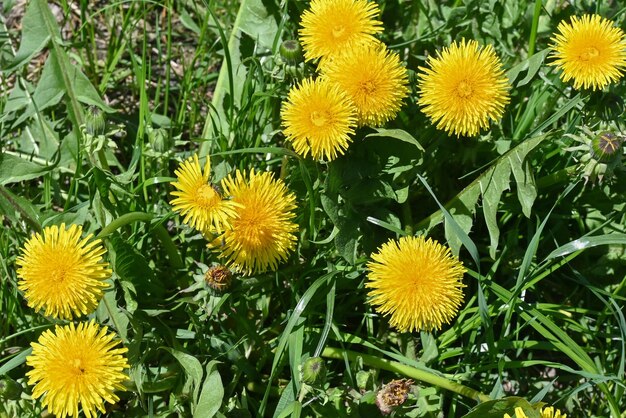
[170,154,237,233]
[550,14,626,90]
[504,407,529,418]
[503,406,567,418]
[417,39,510,137]
[540,407,567,418]
[219,169,298,275]
[281,78,356,161]
[366,236,466,332]
[322,44,409,127]
[16,223,110,320]
[299,0,382,62]
[26,320,129,418]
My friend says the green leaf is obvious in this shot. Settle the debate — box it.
[5,0,53,70]
[417,174,480,267]
[516,49,550,87]
[194,361,224,418]
[365,128,425,152]
[164,348,204,403]
[261,272,340,416]
[545,234,626,260]
[200,0,278,153]
[0,348,32,375]
[14,49,112,126]
[109,235,162,305]
[0,153,54,185]
[0,185,41,231]
[481,158,511,258]
[335,217,359,264]
[461,397,539,418]
[418,134,547,258]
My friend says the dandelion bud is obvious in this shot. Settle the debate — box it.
[149,127,173,154]
[0,376,22,400]
[590,131,624,163]
[280,40,303,64]
[85,106,106,136]
[356,370,374,392]
[204,265,233,293]
[375,379,414,416]
[301,356,326,385]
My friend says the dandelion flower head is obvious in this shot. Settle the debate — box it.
[550,14,626,90]
[17,223,110,319]
[170,154,238,233]
[504,406,567,418]
[26,320,129,418]
[281,78,356,161]
[366,236,466,332]
[299,0,382,62]
[322,44,410,127]
[218,169,298,275]
[417,38,510,137]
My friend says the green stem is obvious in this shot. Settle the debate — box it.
[96,212,183,269]
[528,0,542,56]
[535,165,578,188]
[322,346,491,403]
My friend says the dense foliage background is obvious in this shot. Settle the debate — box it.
[1,0,625,417]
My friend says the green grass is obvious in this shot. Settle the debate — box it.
[1,0,625,417]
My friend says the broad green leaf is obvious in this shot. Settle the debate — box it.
[194,361,224,418]
[510,153,537,218]
[109,235,162,304]
[418,135,547,258]
[0,185,41,231]
[164,348,204,403]
[0,154,54,185]
[5,0,53,70]
[96,290,129,342]
[461,397,539,418]
[335,217,359,264]
[365,128,425,152]
[15,49,112,126]
[481,158,511,258]
[2,79,30,116]
[517,49,550,87]
[272,380,295,418]
[418,174,480,267]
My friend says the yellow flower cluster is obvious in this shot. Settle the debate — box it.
[170,155,298,275]
[16,225,129,417]
[504,406,567,418]
[291,3,626,139]
[282,0,409,161]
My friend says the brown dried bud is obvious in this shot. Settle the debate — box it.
[204,265,233,292]
[375,379,414,415]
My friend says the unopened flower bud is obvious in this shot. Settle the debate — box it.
[356,370,373,392]
[85,106,106,136]
[590,131,624,163]
[375,379,414,415]
[280,40,303,64]
[148,127,174,154]
[301,356,326,385]
[0,376,22,400]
